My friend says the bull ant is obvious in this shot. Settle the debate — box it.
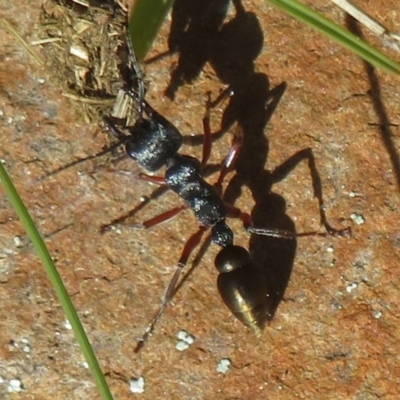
[101,31,350,353]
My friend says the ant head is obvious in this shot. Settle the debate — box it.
[126,117,183,172]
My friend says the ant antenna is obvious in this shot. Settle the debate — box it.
[126,21,145,115]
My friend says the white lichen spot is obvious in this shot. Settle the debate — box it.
[216,358,231,374]
[13,236,23,248]
[21,339,30,353]
[176,330,195,351]
[373,310,383,319]
[176,341,189,351]
[7,378,23,393]
[350,213,365,225]
[130,377,145,394]
[64,320,72,330]
[346,282,358,293]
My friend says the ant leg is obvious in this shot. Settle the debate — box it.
[101,204,187,232]
[101,168,184,231]
[225,203,298,239]
[123,87,155,118]
[135,205,188,229]
[201,88,234,167]
[215,125,244,190]
[201,92,214,167]
[123,86,183,142]
[99,186,168,233]
[123,87,142,107]
[139,173,166,185]
[227,203,336,239]
[100,174,171,233]
[103,116,129,142]
[135,227,206,353]
[206,124,244,199]
[38,114,130,181]
[221,148,351,239]
[271,148,351,237]
[37,141,123,182]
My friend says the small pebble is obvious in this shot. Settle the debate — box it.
[346,282,358,293]
[216,358,231,374]
[64,320,72,330]
[8,378,23,393]
[373,311,383,319]
[350,213,365,225]
[175,330,195,351]
[130,377,145,394]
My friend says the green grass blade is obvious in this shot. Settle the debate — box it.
[0,163,113,400]
[128,0,175,61]
[265,0,400,76]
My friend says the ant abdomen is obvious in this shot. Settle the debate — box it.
[215,245,271,331]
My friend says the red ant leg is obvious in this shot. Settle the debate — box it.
[133,174,185,228]
[215,125,243,190]
[135,227,207,353]
[100,171,178,232]
[201,88,234,167]
[139,173,166,185]
[201,95,213,167]
[136,205,188,229]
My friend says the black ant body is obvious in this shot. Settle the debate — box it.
[104,87,277,352]
[102,30,349,353]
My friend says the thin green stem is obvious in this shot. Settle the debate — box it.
[266,0,400,76]
[0,163,113,400]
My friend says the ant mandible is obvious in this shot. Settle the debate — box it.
[103,29,349,353]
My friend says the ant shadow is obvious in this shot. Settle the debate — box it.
[223,147,339,320]
[346,16,400,193]
[161,0,346,321]
[163,0,231,98]
[161,0,296,321]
